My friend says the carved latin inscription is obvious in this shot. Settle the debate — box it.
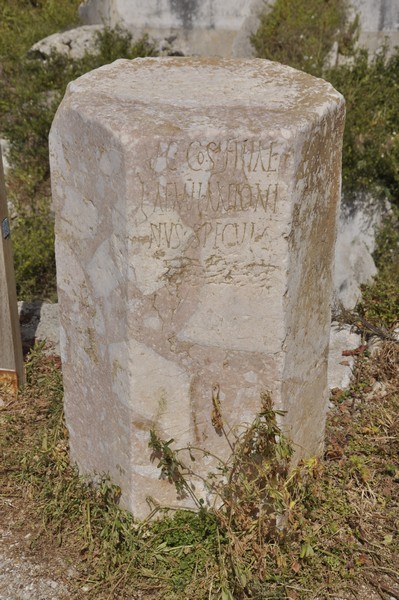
[136,138,282,259]
[149,220,269,251]
[150,139,279,175]
[139,180,278,217]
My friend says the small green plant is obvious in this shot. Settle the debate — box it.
[149,392,315,598]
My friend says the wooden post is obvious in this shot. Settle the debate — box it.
[0,146,24,390]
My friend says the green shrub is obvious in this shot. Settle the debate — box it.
[11,204,56,301]
[251,0,357,77]
[326,49,399,202]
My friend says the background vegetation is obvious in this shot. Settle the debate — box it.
[251,0,357,75]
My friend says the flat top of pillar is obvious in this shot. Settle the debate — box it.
[61,57,344,134]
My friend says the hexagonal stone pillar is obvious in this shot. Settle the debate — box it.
[50,58,345,518]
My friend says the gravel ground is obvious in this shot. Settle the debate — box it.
[0,521,72,600]
[0,553,68,600]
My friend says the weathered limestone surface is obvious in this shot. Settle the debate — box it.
[79,0,399,35]
[352,0,399,32]
[352,0,399,56]
[50,58,345,518]
[78,0,258,31]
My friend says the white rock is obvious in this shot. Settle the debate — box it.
[328,322,362,390]
[334,193,390,309]
[78,0,266,57]
[0,139,11,175]
[77,0,399,57]
[352,0,399,33]
[18,301,60,355]
[29,25,104,60]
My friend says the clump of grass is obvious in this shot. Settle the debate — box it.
[10,203,56,301]
[357,210,399,330]
[0,0,80,61]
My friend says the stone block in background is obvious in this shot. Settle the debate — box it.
[328,322,362,391]
[78,0,265,57]
[50,57,345,518]
[29,25,104,60]
[334,193,391,310]
[18,301,60,356]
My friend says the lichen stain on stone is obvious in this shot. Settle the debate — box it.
[149,122,183,137]
[111,358,122,380]
[131,417,154,432]
[83,327,99,364]
[169,0,199,30]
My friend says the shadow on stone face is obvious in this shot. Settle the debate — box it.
[18,300,42,355]
[18,301,59,356]
[169,0,200,30]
